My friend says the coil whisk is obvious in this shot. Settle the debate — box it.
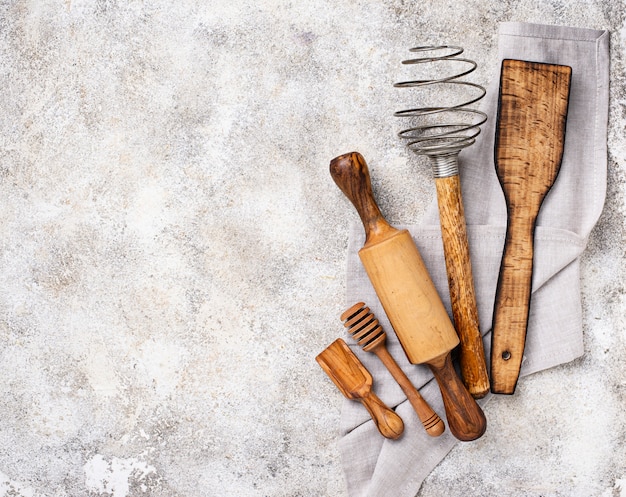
[393,45,491,398]
[394,46,487,178]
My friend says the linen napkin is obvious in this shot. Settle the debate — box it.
[338,22,609,497]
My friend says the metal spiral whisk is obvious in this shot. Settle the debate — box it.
[394,45,487,177]
[393,45,491,398]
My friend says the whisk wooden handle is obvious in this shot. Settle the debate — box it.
[360,390,405,440]
[427,353,486,441]
[374,346,445,436]
[435,175,490,398]
[329,152,397,246]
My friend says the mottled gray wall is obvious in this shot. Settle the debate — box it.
[0,1,624,496]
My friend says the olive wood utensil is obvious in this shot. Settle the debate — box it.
[316,338,404,439]
[330,151,486,441]
[341,302,445,437]
[491,59,571,394]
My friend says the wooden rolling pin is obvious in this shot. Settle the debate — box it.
[491,59,572,394]
[316,338,404,439]
[330,152,486,441]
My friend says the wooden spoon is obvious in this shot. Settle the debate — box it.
[491,59,572,394]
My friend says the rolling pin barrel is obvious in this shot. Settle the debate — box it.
[358,230,459,364]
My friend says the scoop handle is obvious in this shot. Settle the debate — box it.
[427,353,487,441]
[330,152,398,245]
[359,389,405,440]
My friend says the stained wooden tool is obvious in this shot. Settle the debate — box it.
[330,152,486,441]
[341,302,445,437]
[434,174,490,398]
[316,338,404,439]
[491,59,571,394]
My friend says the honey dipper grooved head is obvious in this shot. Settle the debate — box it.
[341,302,386,352]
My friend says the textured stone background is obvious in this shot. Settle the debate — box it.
[0,1,624,496]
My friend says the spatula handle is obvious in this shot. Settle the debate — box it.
[360,390,405,440]
[491,217,535,394]
[427,353,487,441]
[434,174,490,398]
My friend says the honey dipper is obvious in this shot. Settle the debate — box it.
[341,302,445,437]
[316,338,404,440]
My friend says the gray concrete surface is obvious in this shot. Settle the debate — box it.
[0,1,624,496]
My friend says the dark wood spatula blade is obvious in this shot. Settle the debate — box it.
[491,59,571,394]
[495,59,571,196]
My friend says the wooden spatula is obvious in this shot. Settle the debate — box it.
[316,338,404,439]
[491,59,572,394]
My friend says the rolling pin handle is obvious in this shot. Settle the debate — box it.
[427,353,487,441]
[330,152,397,245]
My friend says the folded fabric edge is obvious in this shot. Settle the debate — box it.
[499,21,608,42]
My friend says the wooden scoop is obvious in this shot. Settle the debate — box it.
[316,338,404,439]
[331,152,486,441]
[491,59,571,394]
[342,302,445,437]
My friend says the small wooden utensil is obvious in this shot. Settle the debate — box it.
[491,59,571,394]
[330,152,486,441]
[342,302,445,437]
[316,338,404,439]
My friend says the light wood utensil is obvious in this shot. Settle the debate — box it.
[491,59,571,394]
[316,338,404,439]
[341,302,445,437]
[330,152,486,441]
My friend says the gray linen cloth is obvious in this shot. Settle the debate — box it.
[338,22,609,497]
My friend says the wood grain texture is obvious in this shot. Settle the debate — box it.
[491,59,571,394]
[358,230,460,365]
[435,175,490,398]
[428,352,487,441]
[329,151,398,247]
[316,338,404,439]
[331,152,486,441]
[342,302,445,437]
